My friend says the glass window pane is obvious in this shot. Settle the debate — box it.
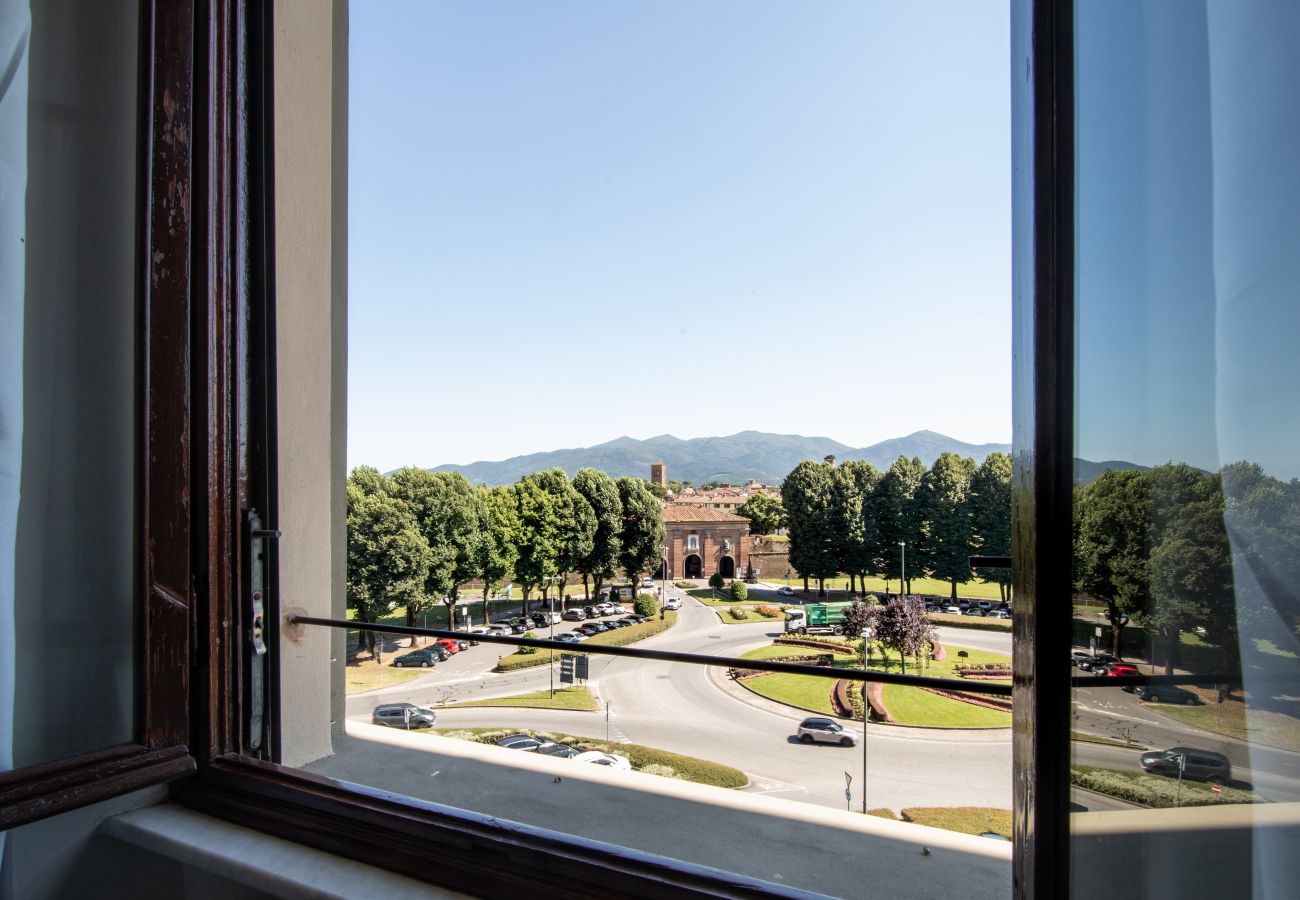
[1073,3,1300,896]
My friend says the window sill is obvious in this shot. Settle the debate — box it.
[101,804,471,899]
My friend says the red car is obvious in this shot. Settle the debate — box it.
[1099,663,1138,678]
[435,638,460,655]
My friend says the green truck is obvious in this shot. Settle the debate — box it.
[783,602,855,636]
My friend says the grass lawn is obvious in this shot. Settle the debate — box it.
[737,642,1012,727]
[765,576,1007,601]
[345,657,436,694]
[1145,687,1300,753]
[868,807,1013,838]
[445,687,597,711]
[743,672,839,715]
[688,588,756,607]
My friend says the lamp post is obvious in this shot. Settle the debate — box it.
[861,626,873,813]
[547,574,562,698]
[898,541,907,599]
[660,545,669,619]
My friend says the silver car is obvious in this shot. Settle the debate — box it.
[796,717,858,747]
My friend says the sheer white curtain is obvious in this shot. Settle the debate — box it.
[0,0,29,880]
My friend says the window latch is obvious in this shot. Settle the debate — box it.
[249,512,281,657]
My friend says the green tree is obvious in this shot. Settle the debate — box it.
[970,452,1013,601]
[573,468,623,601]
[708,571,725,591]
[729,580,748,601]
[513,477,559,606]
[519,469,596,609]
[1074,469,1151,657]
[1147,465,1234,675]
[476,485,521,617]
[616,476,665,582]
[1221,461,1300,641]
[735,492,787,536]
[781,459,838,595]
[388,468,484,633]
[345,472,432,658]
[864,456,926,594]
[918,453,977,601]
[833,460,880,594]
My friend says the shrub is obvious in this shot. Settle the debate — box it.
[634,593,659,618]
[517,631,538,654]
[1070,765,1260,808]
[673,580,694,589]
[756,605,780,618]
[728,607,749,620]
[708,572,726,590]
[729,581,748,601]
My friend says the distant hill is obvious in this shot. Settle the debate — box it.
[431,430,983,486]
[424,429,1144,487]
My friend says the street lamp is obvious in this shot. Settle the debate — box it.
[898,541,907,599]
[546,574,563,698]
[861,626,874,813]
[660,545,669,618]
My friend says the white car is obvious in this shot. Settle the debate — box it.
[572,750,632,770]
[777,586,795,596]
[485,623,514,636]
[640,578,655,589]
[664,596,681,610]
[941,603,962,615]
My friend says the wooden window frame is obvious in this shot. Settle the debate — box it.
[2,3,1078,898]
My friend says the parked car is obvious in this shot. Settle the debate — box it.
[604,619,629,629]
[796,717,858,747]
[957,600,972,611]
[562,608,586,621]
[977,600,994,610]
[587,622,610,633]
[572,750,632,770]
[574,624,599,636]
[553,632,581,643]
[495,733,557,753]
[435,638,460,655]
[1135,684,1201,705]
[392,648,439,668]
[539,743,580,759]
[966,608,987,617]
[777,585,795,596]
[640,578,655,588]
[372,703,436,729]
[594,602,616,616]
[664,597,682,610]
[621,615,646,624]
[529,613,549,628]
[1139,747,1231,784]
[486,624,514,637]
[941,603,962,615]
[1098,663,1139,678]
[563,631,588,642]
[583,605,599,619]
[990,610,1012,619]
[1077,653,1117,672]
[462,625,488,644]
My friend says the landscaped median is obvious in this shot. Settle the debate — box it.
[444,687,598,711]
[1070,765,1262,808]
[493,612,678,672]
[868,807,1012,839]
[431,727,748,788]
[732,639,1013,728]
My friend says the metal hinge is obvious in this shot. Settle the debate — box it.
[248,510,281,753]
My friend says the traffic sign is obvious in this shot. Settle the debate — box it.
[575,655,590,681]
[559,654,575,685]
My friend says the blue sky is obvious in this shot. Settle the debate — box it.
[349,1,1013,472]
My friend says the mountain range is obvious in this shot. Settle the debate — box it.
[426,429,1143,486]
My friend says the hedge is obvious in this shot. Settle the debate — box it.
[432,727,747,788]
[1070,765,1260,809]
[494,613,678,672]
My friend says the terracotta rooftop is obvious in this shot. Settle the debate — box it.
[662,504,751,524]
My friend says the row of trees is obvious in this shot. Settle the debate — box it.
[1075,461,1300,677]
[347,466,665,648]
[776,453,1012,600]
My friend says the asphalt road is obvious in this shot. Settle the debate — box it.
[345,584,1300,808]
